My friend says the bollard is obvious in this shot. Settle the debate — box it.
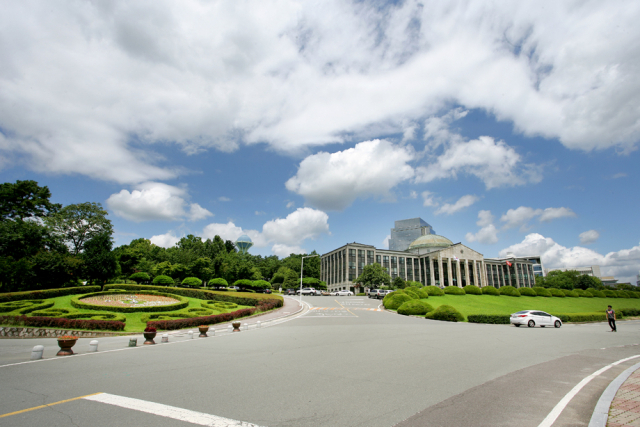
[129,338,137,347]
[243,323,248,331]
[89,340,98,352]
[161,334,169,343]
[210,328,215,336]
[257,321,261,328]
[31,345,44,360]
[188,330,194,339]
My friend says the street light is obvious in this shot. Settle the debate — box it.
[299,254,319,303]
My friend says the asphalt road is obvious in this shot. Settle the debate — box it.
[0,295,638,427]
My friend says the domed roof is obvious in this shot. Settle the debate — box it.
[408,234,453,250]
[236,235,252,243]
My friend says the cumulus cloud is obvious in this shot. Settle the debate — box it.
[435,195,479,215]
[422,191,438,207]
[271,244,306,258]
[285,140,414,210]
[499,233,640,284]
[150,232,180,248]
[539,207,577,222]
[218,197,230,202]
[579,230,600,245]
[382,235,390,249]
[106,182,212,222]
[465,210,499,244]
[500,206,576,230]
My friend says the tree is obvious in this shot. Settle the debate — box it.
[189,257,213,283]
[129,272,150,284]
[0,180,61,221]
[45,202,113,255]
[82,232,117,290]
[282,269,300,289]
[225,240,236,253]
[392,276,406,289]
[355,263,391,288]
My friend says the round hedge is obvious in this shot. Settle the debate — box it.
[563,289,579,297]
[152,275,174,286]
[129,272,150,283]
[415,287,430,299]
[397,300,433,316]
[499,286,521,297]
[603,290,618,298]
[444,286,465,295]
[627,292,639,299]
[532,286,551,297]
[482,286,500,295]
[463,285,481,295]
[72,291,189,313]
[404,288,420,299]
[425,304,464,322]
[590,289,606,298]
[573,289,586,297]
[184,307,214,316]
[519,287,537,297]
[548,288,565,297]
[616,290,630,298]
[201,301,238,310]
[209,278,228,288]
[182,277,203,287]
[425,286,444,296]
[383,292,414,310]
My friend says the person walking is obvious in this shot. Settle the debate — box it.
[607,305,617,332]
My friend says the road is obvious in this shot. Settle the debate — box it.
[0,295,638,426]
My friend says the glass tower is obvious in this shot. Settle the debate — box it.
[389,218,436,251]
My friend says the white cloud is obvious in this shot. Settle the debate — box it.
[466,210,499,244]
[106,182,212,222]
[422,191,438,207]
[435,195,479,215]
[150,232,180,248]
[499,233,640,284]
[539,207,577,222]
[286,201,295,208]
[285,139,414,210]
[500,206,576,230]
[382,235,390,249]
[476,210,494,228]
[271,244,306,258]
[255,211,266,216]
[579,230,600,245]
[202,222,266,247]
[409,191,417,199]
[218,197,230,202]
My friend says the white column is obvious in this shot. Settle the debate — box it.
[429,258,435,287]
[515,263,521,288]
[455,260,462,288]
[472,260,478,286]
[481,260,488,287]
[437,256,443,287]
[446,259,453,287]
[464,260,470,287]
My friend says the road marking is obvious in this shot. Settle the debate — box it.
[85,393,264,427]
[537,354,640,427]
[334,299,358,317]
[0,392,103,418]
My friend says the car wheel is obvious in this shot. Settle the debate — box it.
[555,320,561,328]
[528,320,535,327]
[514,324,520,327]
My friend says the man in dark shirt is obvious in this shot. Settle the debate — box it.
[607,305,616,332]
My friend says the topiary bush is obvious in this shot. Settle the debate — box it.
[425,286,444,296]
[383,292,414,310]
[573,289,586,297]
[603,290,618,298]
[444,286,465,295]
[0,300,54,314]
[590,289,606,298]
[397,300,434,316]
[463,285,482,295]
[209,278,228,289]
[627,292,639,299]
[519,287,537,297]
[425,304,464,322]
[234,279,253,290]
[562,289,579,297]
[482,286,500,295]
[129,272,150,284]
[532,286,551,297]
[415,288,429,299]
[616,290,630,298]
[404,288,420,299]
[182,277,203,288]
[152,275,174,286]
[467,314,510,324]
[548,288,565,297]
[499,286,521,297]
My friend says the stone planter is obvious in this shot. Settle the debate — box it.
[143,332,157,345]
[56,337,78,356]
[198,326,209,337]
[232,322,241,332]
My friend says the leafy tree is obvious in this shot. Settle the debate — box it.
[0,180,61,221]
[225,240,236,253]
[209,277,228,288]
[282,252,320,279]
[182,277,203,287]
[45,202,113,255]
[578,274,603,290]
[234,279,253,290]
[170,263,189,282]
[82,232,117,290]
[152,275,174,286]
[189,257,213,282]
[355,263,391,289]
[154,261,173,277]
[392,276,406,289]
[129,272,150,284]
[282,269,300,289]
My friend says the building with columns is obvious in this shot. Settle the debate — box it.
[321,220,537,293]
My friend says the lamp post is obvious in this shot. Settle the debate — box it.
[300,254,319,303]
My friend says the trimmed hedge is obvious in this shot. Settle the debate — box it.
[590,290,606,298]
[603,290,618,298]
[63,312,127,322]
[444,286,465,295]
[383,292,414,310]
[129,272,150,283]
[404,288,420,299]
[0,286,101,303]
[532,286,551,297]
[209,278,228,288]
[425,305,464,322]
[0,299,54,314]
[551,312,606,323]
[573,289,586,297]
[499,286,521,297]
[548,288,565,297]
[519,288,537,297]
[0,314,125,331]
[415,287,430,299]
[30,308,75,317]
[425,286,444,296]
[152,275,175,286]
[71,291,189,313]
[563,289,579,298]
[147,308,256,330]
[201,301,238,310]
[616,290,630,298]
[620,308,640,316]
[463,285,482,295]
[627,292,640,299]
[182,277,203,288]
[397,300,433,316]
[467,314,511,324]
[482,286,500,295]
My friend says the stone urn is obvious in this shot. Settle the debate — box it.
[232,321,241,332]
[56,336,78,356]
[198,325,209,337]
[143,331,157,345]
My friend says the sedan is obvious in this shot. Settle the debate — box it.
[331,290,353,296]
[510,310,562,328]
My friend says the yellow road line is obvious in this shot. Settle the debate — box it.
[334,299,358,317]
[0,392,103,418]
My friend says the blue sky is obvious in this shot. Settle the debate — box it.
[0,1,639,283]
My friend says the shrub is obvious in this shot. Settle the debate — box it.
[64,312,126,322]
[71,291,189,313]
[209,278,228,288]
[404,288,420,299]
[627,292,640,299]
[152,275,174,286]
[30,308,75,317]
[405,281,423,288]
[201,301,238,310]
[463,285,482,295]
[444,286,465,295]
[425,286,444,296]
[0,314,125,331]
[616,290,630,298]
[252,280,271,290]
[0,300,54,314]
[0,286,101,303]
[482,286,500,295]
[185,307,214,316]
[620,308,640,317]
[129,272,150,284]
[425,305,464,322]
[234,279,253,290]
[415,288,429,299]
[182,277,203,288]
[383,292,414,310]
[573,289,586,297]
[397,300,433,316]
[548,288,565,297]
[467,314,510,324]
[519,288,537,297]
[562,289,579,297]
[532,286,551,297]
[603,290,618,298]
[147,308,257,330]
[552,312,607,323]
[499,286,521,297]
[590,289,606,298]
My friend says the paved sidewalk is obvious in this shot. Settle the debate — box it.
[608,367,640,426]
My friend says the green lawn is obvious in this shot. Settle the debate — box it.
[414,294,640,318]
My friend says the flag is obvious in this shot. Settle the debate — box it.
[506,260,512,267]
[453,256,459,261]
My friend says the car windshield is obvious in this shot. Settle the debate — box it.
[514,311,530,315]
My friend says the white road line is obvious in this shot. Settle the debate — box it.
[84,393,264,427]
[537,354,640,427]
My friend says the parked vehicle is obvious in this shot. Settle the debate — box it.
[286,289,296,295]
[296,287,316,296]
[377,290,392,299]
[331,290,354,296]
[510,310,562,328]
[321,291,330,296]
[312,289,324,296]
[368,289,383,299]
[261,289,272,294]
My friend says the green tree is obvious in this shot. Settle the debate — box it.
[225,240,236,253]
[392,276,406,289]
[45,202,113,255]
[82,232,117,290]
[282,269,300,289]
[0,180,61,221]
[355,263,391,288]
[578,274,603,290]
[189,257,213,282]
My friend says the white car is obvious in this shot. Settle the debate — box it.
[331,290,353,296]
[510,310,562,328]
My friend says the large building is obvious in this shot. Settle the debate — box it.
[389,218,436,251]
[545,265,601,278]
[321,219,537,293]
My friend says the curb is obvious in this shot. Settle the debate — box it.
[589,360,640,427]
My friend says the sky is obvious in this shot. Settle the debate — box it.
[0,1,639,283]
